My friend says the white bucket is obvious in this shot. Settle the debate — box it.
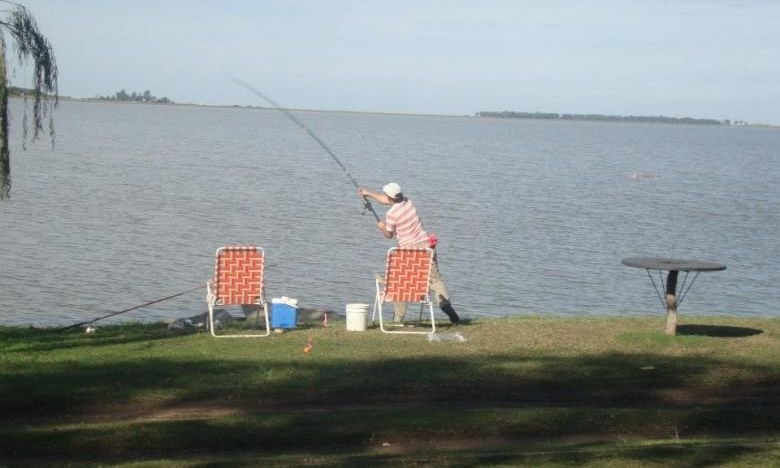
[345,303,369,331]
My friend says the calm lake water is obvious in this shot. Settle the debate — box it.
[2,100,778,326]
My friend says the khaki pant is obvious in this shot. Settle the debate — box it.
[392,240,450,322]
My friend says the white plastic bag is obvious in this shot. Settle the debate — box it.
[427,332,466,342]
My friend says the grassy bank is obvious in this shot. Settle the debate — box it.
[1,316,778,466]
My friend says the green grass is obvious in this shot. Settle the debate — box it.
[1,315,779,466]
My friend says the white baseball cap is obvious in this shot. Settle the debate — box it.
[382,182,401,198]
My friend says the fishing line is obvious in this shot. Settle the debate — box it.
[230,76,381,221]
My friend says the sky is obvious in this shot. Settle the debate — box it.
[8,0,780,124]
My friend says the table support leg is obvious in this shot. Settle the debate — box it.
[665,270,679,336]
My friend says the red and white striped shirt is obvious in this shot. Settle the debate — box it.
[385,199,428,248]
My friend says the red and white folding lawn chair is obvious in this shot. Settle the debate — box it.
[372,247,436,335]
[206,245,270,337]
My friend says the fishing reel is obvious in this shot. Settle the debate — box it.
[360,197,379,221]
[361,200,372,216]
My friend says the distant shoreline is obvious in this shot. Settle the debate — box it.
[17,96,777,128]
[477,111,750,127]
[33,96,470,120]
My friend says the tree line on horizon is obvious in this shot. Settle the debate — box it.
[476,111,748,126]
[96,89,173,104]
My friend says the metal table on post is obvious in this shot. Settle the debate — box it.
[621,257,726,336]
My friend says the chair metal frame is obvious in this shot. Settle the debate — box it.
[206,245,270,338]
[372,247,436,335]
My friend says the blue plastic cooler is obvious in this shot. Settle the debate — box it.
[271,303,297,329]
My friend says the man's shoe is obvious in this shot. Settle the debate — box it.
[439,296,460,324]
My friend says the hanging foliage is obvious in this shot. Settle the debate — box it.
[0,1,58,199]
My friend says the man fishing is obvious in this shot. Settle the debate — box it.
[230,80,459,324]
[358,183,460,325]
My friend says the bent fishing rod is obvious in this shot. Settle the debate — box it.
[231,77,381,222]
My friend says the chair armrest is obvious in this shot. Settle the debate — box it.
[206,279,216,304]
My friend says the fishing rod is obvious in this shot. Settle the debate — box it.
[58,263,281,331]
[57,284,205,331]
[231,76,381,222]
